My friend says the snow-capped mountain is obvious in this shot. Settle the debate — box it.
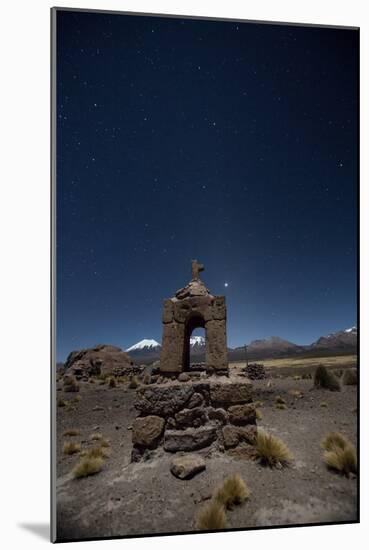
[126,339,161,352]
[190,335,205,348]
[310,326,357,351]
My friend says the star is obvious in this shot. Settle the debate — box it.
[224,282,229,288]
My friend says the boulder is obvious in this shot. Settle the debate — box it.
[135,383,194,417]
[170,454,206,479]
[228,404,256,426]
[164,426,217,452]
[210,381,253,407]
[222,425,257,449]
[132,415,165,449]
[178,373,190,382]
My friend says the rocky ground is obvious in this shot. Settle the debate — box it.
[55,367,358,541]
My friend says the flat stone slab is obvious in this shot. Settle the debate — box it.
[210,380,253,407]
[170,454,206,479]
[164,426,217,452]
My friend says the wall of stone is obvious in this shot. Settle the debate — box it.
[131,378,256,461]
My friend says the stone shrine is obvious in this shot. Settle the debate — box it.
[160,260,228,376]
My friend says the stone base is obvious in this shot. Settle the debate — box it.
[131,378,255,461]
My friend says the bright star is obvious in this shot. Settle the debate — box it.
[224,282,229,288]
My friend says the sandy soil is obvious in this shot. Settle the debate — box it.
[55,370,358,541]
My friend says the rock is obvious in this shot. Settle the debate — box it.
[228,404,256,426]
[135,383,194,417]
[222,425,257,449]
[132,416,165,449]
[170,454,206,479]
[92,405,104,411]
[210,381,253,407]
[64,344,140,378]
[174,407,208,429]
[164,426,217,452]
[178,373,190,382]
[207,407,228,425]
[187,392,205,409]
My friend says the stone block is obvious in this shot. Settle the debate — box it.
[174,407,208,429]
[164,426,217,452]
[132,415,165,449]
[135,383,194,417]
[228,404,256,426]
[210,380,253,407]
[222,425,257,449]
[162,299,174,323]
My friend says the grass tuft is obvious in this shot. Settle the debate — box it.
[214,474,250,509]
[90,432,102,441]
[63,428,80,437]
[129,375,139,389]
[276,403,287,410]
[255,408,262,420]
[72,456,104,478]
[195,500,227,530]
[108,376,117,388]
[275,395,286,404]
[314,365,341,392]
[63,441,81,455]
[320,402,328,408]
[255,429,293,468]
[321,432,357,476]
[342,369,357,386]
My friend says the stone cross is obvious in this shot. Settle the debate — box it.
[191,259,204,280]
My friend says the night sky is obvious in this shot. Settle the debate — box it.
[56,10,358,362]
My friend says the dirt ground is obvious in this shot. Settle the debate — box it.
[55,364,358,541]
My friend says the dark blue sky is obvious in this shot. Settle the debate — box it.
[56,10,358,361]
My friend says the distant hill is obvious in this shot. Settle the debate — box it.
[60,326,357,368]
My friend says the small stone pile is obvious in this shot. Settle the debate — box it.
[244,363,267,380]
[131,378,256,461]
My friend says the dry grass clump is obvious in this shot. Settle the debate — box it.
[314,365,341,392]
[254,400,263,408]
[275,395,286,405]
[321,432,357,476]
[342,368,357,386]
[255,408,263,420]
[63,428,80,437]
[108,376,117,388]
[195,500,227,530]
[57,398,67,407]
[84,445,111,459]
[129,375,139,389]
[293,375,301,381]
[72,456,104,478]
[63,441,81,455]
[214,474,250,510]
[320,402,328,408]
[255,429,293,468]
[276,403,287,410]
[63,375,80,393]
[72,394,81,402]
